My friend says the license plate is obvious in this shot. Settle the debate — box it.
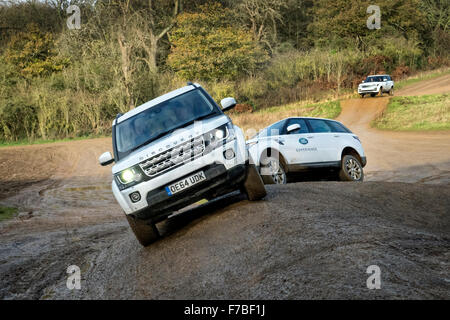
[165,171,206,196]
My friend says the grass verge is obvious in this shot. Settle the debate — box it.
[395,67,450,90]
[0,206,18,222]
[372,94,450,131]
[0,134,108,148]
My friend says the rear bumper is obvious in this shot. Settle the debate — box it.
[131,163,247,223]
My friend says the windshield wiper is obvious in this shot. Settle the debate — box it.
[126,112,217,155]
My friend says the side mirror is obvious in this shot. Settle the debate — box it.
[220,97,237,111]
[99,151,114,166]
[287,123,301,133]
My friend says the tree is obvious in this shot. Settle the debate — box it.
[4,23,68,78]
[167,3,269,81]
[236,0,288,52]
[308,0,427,50]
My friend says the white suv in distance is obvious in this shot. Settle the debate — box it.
[247,117,367,184]
[358,74,394,98]
[99,83,266,246]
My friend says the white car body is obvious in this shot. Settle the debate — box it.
[358,74,394,96]
[100,83,250,222]
[247,117,367,181]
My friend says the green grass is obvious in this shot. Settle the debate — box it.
[372,94,450,131]
[395,68,450,90]
[0,206,18,222]
[260,100,341,118]
[0,134,109,148]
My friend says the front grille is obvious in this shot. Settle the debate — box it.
[139,136,205,177]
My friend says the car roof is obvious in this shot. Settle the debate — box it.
[367,74,390,77]
[261,117,342,129]
[114,83,201,125]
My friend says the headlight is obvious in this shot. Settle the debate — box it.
[204,123,234,149]
[115,166,146,190]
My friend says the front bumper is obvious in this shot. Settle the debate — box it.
[112,129,248,217]
[358,87,379,94]
[131,163,246,223]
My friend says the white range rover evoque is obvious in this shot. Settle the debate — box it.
[247,117,367,184]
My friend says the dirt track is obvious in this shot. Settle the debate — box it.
[0,75,449,299]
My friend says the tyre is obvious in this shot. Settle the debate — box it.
[125,214,160,246]
[360,94,365,98]
[260,156,287,185]
[339,155,364,182]
[379,87,383,96]
[370,93,376,97]
[242,164,267,200]
[389,88,394,96]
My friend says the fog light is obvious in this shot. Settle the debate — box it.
[129,191,141,203]
[224,148,235,160]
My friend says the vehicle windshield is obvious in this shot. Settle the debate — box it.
[115,89,219,159]
[364,76,385,82]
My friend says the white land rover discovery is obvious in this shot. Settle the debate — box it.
[99,83,266,246]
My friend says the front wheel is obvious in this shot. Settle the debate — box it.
[242,164,267,200]
[126,214,160,246]
[360,94,365,98]
[260,156,287,185]
[339,155,364,182]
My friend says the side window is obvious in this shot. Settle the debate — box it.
[308,119,333,133]
[267,120,286,136]
[286,118,309,135]
[326,120,350,133]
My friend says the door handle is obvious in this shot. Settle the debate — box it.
[333,135,340,138]
[307,136,314,139]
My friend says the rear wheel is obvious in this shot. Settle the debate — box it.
[339,155,364,182]
[242,164,267,200]
[125,214,160,246]
[360,94,365,98]
[370,93,376,97]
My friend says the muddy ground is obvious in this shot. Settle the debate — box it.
[0,75,449,299]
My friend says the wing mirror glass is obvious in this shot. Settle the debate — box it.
[287,123,301,133]
[220,97,237,111]
[99,151,114,166]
